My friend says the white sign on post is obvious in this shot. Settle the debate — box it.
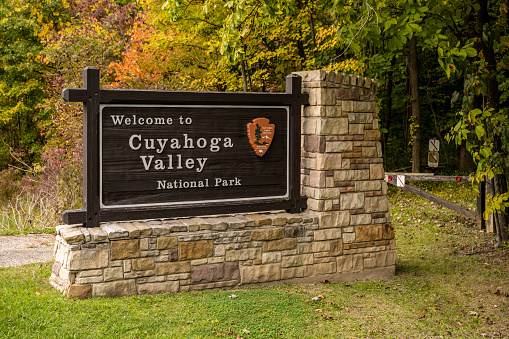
[428,151,439,167]
[428,139,440,167]
[396,175,405,187]
[429,139,440,152]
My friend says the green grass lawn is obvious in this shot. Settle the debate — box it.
[1,182,508,338]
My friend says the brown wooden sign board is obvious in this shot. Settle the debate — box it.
[62,67,308,227]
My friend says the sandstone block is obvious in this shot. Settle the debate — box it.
[136,275,167,284]
[387,250,396,265]
[149,222,171,236]
[191,258,208,266]
[350,214,372,225]
[309,171,326,188]
[60,228,84,244]
[383,224,395,240]
[338,254,363,272]
[305,106,326,117]
[364,130,381,141]
[336,88,360,101]
[241,264,280,284]
[222,216,249,229]
[67,284,92,299]
[140,238,149,251]
[340,193,365,210]
[245,214,272,226]
[316,153,342,170]
[132,257,155,271]
[349,123,364,135]
[281,254,313,268]
[343,232,356,243]
[285,225,307,238]
[262,238,297,252]
[202,218,228,231]
[294,70,327,82]
[88,227,108,243]
[302,118,317,135]
[375,251,388,267]
[251,228,284,241]
[110,239,139,260]
[104,267,123,282]
[356,225,383,242]
[314,228,341,241]
[365,196,389,213]
[281,266,305,280]
[262,252,281,264]
[364,257,377,268]
[325,106,343,117]
[157,236,178,250]
[264,214,287,226]
[304,135,326,153]
[309,88,336,106]
[155,261,191,275]
[361,146,378,158]
[92,280,136,298]
[355,181,382,191]
[315,188,341,200]
[191,262,240,284]
[68,249,108,271]
[101,223,129,239]
[132,221,153,237]
[116,222,141,238]
[304,262,336,276]
[330,239,343,256]
[179,240,213,260]
[179,218,202,232]
[311,241,331,253]
[334,169,370,181]
[318,211,350,229]
[326,141,354,153]
[297,243,312,254]
[347,112,373,124]
[137,281,179,295]
[317,118,348,135]
[226,248,261,261]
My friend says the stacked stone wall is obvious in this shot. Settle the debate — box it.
[51,70,395,298]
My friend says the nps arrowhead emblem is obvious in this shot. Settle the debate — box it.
[247,117,275,157]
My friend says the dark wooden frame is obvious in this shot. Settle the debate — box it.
[62,67,309,227]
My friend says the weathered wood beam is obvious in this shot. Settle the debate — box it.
[388,181,477,220]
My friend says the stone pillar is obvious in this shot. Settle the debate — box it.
[294,70,394,266]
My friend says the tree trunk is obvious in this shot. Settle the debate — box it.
[458,143,475,172]
[408,35,421,173]
[479,0,508,243]
[382,57,395,158]
[240,58,248,92]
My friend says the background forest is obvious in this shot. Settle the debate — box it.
[0,0,508,240]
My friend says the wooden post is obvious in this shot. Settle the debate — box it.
[83,67,101,228]
[477,180,486,230]
[286,74,303,213]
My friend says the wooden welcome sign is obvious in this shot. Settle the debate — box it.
[62,67,308,227]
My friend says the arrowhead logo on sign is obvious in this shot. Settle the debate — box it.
[247,117,275,157]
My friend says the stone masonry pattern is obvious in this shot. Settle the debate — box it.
[51,71,395,298]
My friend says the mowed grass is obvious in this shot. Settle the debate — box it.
[1,182,508,338]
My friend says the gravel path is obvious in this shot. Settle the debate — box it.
[0,234,55,268]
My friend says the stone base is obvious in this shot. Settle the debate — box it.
[51,211,395,298]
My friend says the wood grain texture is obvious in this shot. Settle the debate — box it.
[62,70,307,226]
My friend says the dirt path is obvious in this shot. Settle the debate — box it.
[0,234,55,268]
